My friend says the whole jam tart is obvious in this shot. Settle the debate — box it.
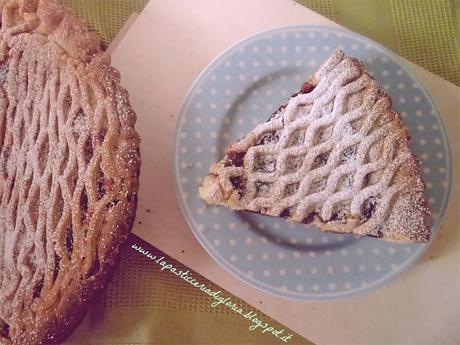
[200,49,430,243]
[0,0,140,344]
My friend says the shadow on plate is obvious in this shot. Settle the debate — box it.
[237,211,358,253]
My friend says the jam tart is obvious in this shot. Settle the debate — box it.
[0,1,140,344]
[200,49,430,243]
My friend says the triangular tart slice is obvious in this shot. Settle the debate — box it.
[199,50,430,242]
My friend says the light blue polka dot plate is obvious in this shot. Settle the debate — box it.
[173,26,451,300]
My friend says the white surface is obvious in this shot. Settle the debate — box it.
[111,0,460,344]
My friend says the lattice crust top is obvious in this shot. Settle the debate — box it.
[0,1,140,344]
[200,49,430,243]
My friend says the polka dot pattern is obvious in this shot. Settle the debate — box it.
[174,26,451,300]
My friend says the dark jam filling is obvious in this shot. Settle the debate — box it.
[280,208,290,218]
[224,151,245,167]
[33,278,44,299]
[360,198,378,223]
[302,212,317,224]
[0,322,9,339]
[65,225,74,254]
[279,210,317,223]
[300,82,315,94]
[229,176,244,192]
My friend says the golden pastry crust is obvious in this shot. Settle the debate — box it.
[0,1,140,344]
[199,50,430,243]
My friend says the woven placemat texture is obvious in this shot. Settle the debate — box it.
[60,0,147,45]
[65,236,312,345]
[60,0,459,85]
[297,0,460,85]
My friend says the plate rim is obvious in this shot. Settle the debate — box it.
[172,25,453,300]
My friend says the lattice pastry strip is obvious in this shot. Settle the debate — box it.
[200,49,430,243]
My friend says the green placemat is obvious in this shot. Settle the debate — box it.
[64,235,313,345]
[60,0,147,45]
[60,0,460,86]
[298,0,460,86]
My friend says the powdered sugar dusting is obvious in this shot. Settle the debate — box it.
[0,1,140,343]
[201,49,430,243]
